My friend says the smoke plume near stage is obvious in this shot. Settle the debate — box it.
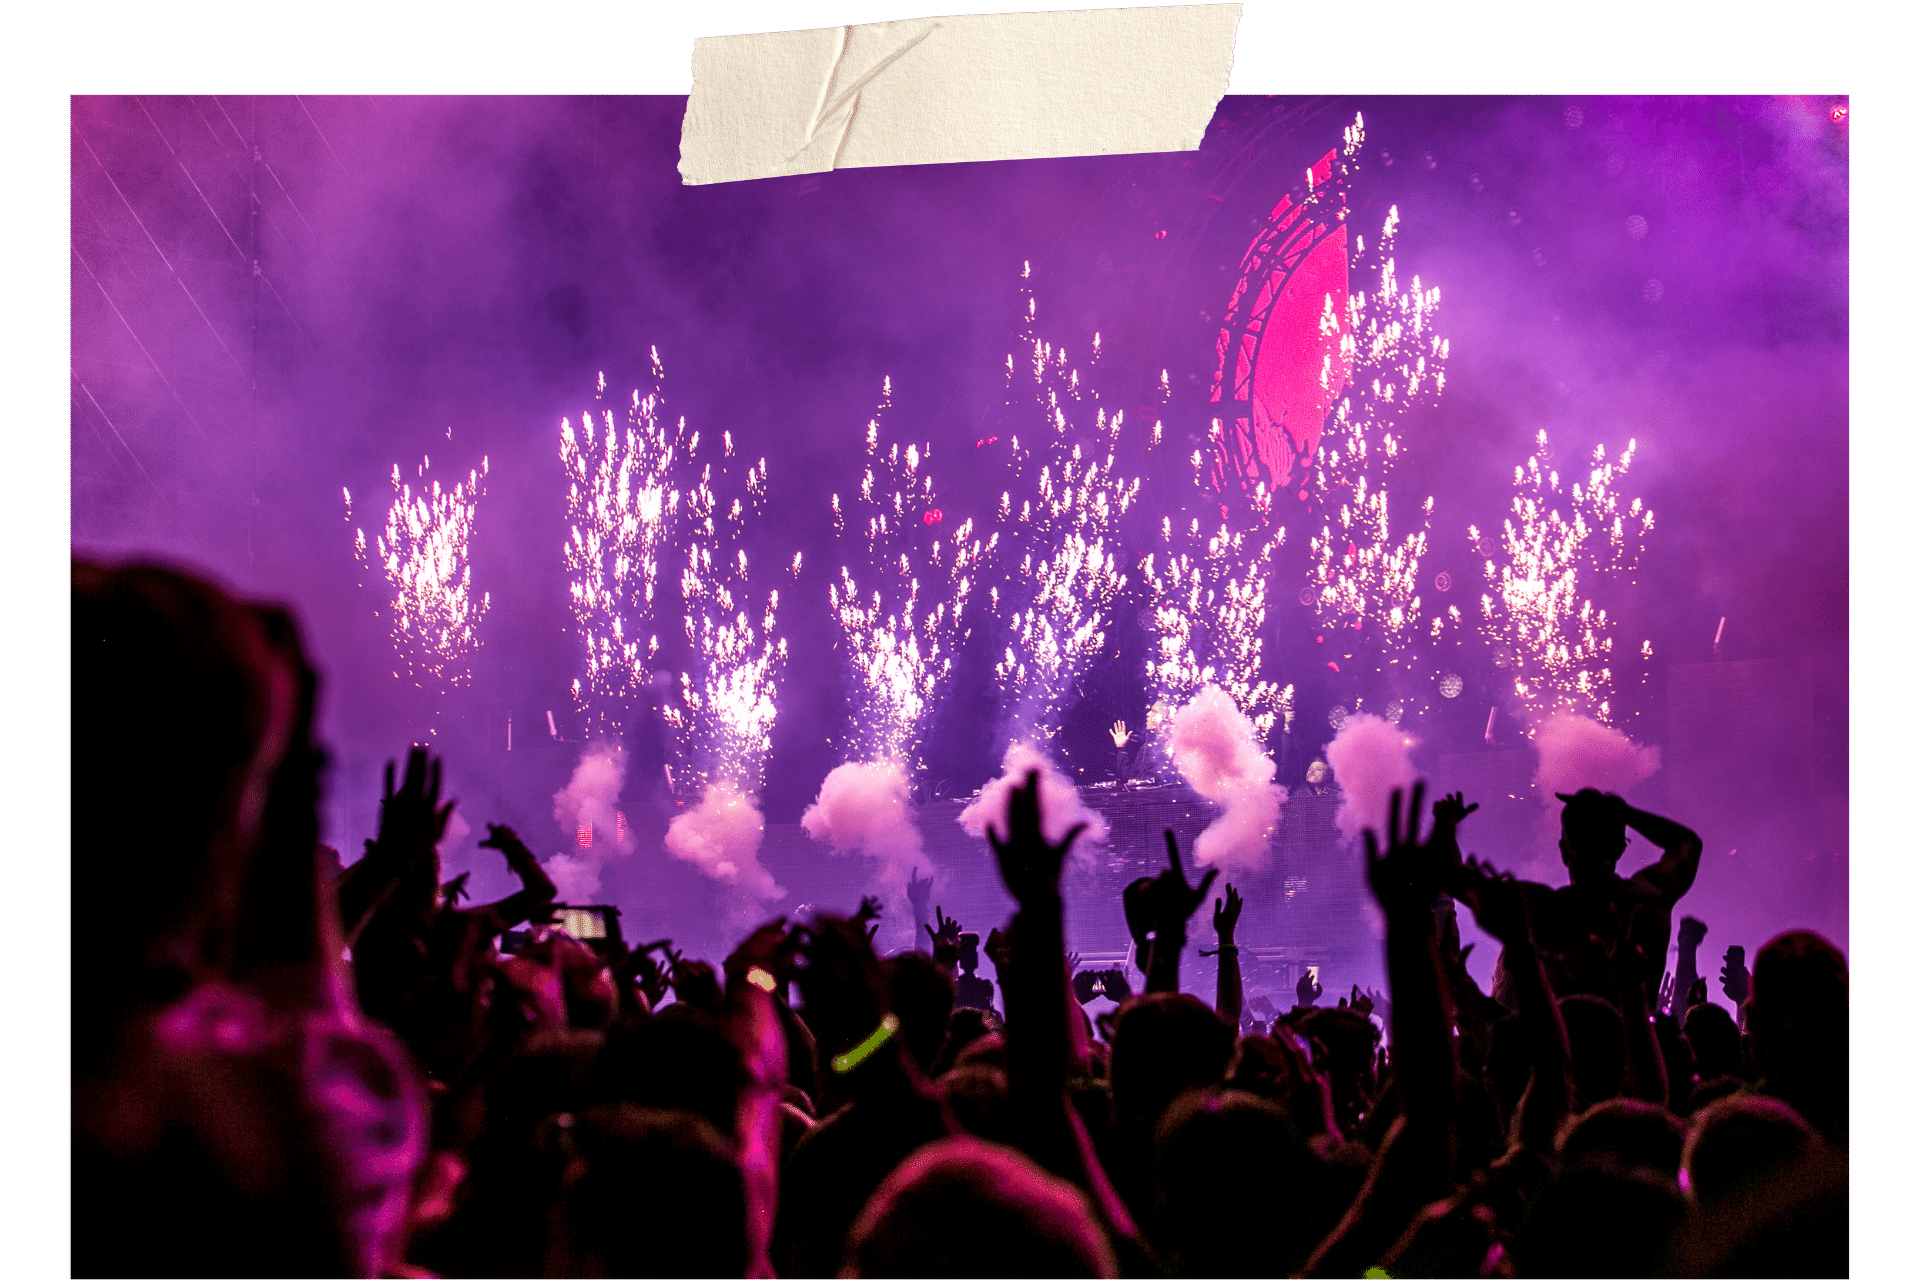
[72,94,1848,1001]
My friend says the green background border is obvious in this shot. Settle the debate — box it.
[7,5,1881,1274]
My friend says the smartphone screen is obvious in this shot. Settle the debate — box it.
[557,906,607,940]
[1308,965,1321,986]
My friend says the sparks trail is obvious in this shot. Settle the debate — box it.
[1467,428,1656,726]
[1306,187,1450,690]
[661,427,789,799]
[989,266,1141,742]
[1142,446,1294,744]
[560,354,686,738]
[347,453,489,688]
[827,376,988,773]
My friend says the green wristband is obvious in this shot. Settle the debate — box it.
[831,1013,900,1074]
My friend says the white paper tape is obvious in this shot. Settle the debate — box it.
[679,4,1242,185]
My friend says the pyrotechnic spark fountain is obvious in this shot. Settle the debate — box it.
[559,355,686,737]
[661,428,789,797]
[1141,447,1294,741]
[346,453,490,688]
[1305,199,1449,688]
[827,378,988,772]
[1468,428,1655,726]
[989,267,1141,741]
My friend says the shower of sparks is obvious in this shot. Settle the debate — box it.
[560,354,686,736]
[828,378,989,770]
[1141,448,1295,740]
[661,429,789,797]
[1306,198,1450,682]
[347,454,490,687]
[1468,429,1655,726]
[990,267,1141,740]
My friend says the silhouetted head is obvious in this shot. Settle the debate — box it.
[1557,1098,1687,1179]
[1681,1094,1820,1209]
[582,1012,744,1137]
[1109,993,1234,1128]
[1675,1099,1844,1277]
[934,1005,1003,1077]
[939,1063,1013,1145]
[1556,788,1628,876]
[844,1136,1115,1277]
[1749,930,1847,1060]
[1289,1006,1383,1132]
[1517,1157,1684,1277]
[541,1104,748,1278]
[72,559,318,1027]
[1157,1088,1325,1275]
[1557,994,1627,1107]
[885,950,956,1074]
[1683,1002,1742,1081]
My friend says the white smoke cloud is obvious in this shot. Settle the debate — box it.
[959,742,1109,849]
[1167,685,1287,872]
[1327,713,1420,841]
[666,780,785,902]
[1533,713,1661,799]
[436,808,471,859]
[541,743,635,904]
[552,742,634,854]
[802,759,930,893]
[543,850,603,903]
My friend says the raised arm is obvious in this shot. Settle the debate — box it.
[1623,800,1704,899]
[1453,856,1574,1154]
[905,867,934,952]
[337,748,452,947]
[987,770,1140,1247]
[723,920,798,1279]
[470,823,558,934]
[1303,784,1462,1275]
[1673,915,1707,1015]
[1209,884,1245,1029]
[1123,830,1218,995]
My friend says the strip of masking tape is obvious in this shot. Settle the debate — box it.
[679,4,1242,185]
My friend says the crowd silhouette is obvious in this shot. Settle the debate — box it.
[72,559,1847,1277]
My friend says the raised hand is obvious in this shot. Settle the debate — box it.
[924,906,962,968]
[725,918,802,993]
[986,769,1086,906]
[853,894,883,944]
[1678,915,1708,949]
[1719,945,1751,1006]
[905,866,933,918]
[1432,790,1480,830]
[1071,969,1103,1005]
[1686,977,1709,1009]
[1147,830,1220,936]
[1453,854,1530,948]
[1343,984,1374,1018]
[376,745,455,867]
[1096,969,1131,1003]
[1295,968,1323,1007]
[1363,782,1460,914]
[1213,883,1244,945]
[621,938,676,1008]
